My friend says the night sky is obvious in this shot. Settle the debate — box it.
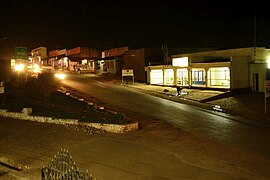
[0,0,268,59]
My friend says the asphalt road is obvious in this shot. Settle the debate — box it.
[0,73,270,179]
[62,74,270,158]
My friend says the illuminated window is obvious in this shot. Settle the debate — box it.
[164,69,174,85]
[192,69,205,85]
[172,57,188,67]
[150,69,163,85]
[208,67,230,87]
[177,69,189,86]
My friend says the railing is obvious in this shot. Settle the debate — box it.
[41,148,94,180]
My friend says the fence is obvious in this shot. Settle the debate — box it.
[41,148,94,180]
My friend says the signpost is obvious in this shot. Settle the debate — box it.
[122,69,134,84]
[15,47,29,60]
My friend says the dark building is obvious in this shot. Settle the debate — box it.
[122,48,163,83]
[0,59,11,81]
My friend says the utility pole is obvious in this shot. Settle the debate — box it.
[162,44,169,86]
[254,12,256,48]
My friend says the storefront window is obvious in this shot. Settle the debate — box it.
[208,67,230,87]
[192,69,205,85]
[164,69,174,85]
[150,69,163,85]
[177,69,189,86]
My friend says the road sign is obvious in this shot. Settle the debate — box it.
[15,47,28,60]
[122,69,134,76]
[122,69,134,84]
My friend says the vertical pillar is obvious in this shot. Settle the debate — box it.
[173,68,177,86]
[205,67,209,88]
[163,66,165,86]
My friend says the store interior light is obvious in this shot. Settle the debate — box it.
[267,58,270,69]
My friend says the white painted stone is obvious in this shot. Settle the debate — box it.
[21,108,32,115]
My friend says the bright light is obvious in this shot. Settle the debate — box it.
[172,57,189,67]
[14,64,25,72]
[150,69,163,84]
[55,73,66,80]
[33,64,40,69]
[267,58,270,69]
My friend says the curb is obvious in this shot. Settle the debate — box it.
[0,155,28,171]
[0,110,139,133]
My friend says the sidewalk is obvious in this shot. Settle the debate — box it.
[124,82,270,124]
[80,73,270,124]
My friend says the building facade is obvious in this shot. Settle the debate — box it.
[122,48,163,82]
[94,46,128,75]
[48,47,101,73]
[146,47,270,93]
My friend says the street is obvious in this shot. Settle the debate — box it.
[0,73,270,179]
[63,74,270,157]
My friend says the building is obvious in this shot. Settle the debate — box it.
[48,47,101,73]
[146,47,270,93]
[94,46,128,75]
[0,59,11,81]
[30,47,48,66]
[122,48,163,82]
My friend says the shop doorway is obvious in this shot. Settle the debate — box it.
[253,73,259,92]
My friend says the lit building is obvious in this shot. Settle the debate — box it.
[146,47,270,93]
[94,46,128,75]
[48,47,101,73]
[30,47,48,66]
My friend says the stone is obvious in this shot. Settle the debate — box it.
[21,108,32,115]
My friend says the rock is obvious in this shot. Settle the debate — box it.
[21,108,32,115]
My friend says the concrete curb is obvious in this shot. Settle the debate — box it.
[0,110,138,133]
[0,155,28,171]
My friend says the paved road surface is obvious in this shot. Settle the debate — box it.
[0,74,270,179]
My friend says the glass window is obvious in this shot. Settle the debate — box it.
[177,69,189,86]
[192,69,205,85]
[164,69,174,85]
[150,69,163,85]
[208,67,230,87]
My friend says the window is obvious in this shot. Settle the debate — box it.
[150,69,163,85]
[177,69,189,86]
[192,69,205,85]
[208,67,230,87]
[164,69,174,85]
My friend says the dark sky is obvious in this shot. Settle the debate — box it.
[0,0,268,59]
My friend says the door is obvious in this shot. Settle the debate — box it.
[253,73,259,92]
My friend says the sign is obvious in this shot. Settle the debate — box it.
[104,46,128,57]
[122,69,134,84]
[122,69,134,76]
[15,47,28,60]
[57,49,67,56]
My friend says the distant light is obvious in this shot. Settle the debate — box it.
[33,64,40,69]
[55,73,66,80]
[14,64,25,72]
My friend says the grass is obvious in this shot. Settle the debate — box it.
[0,73,132,124]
